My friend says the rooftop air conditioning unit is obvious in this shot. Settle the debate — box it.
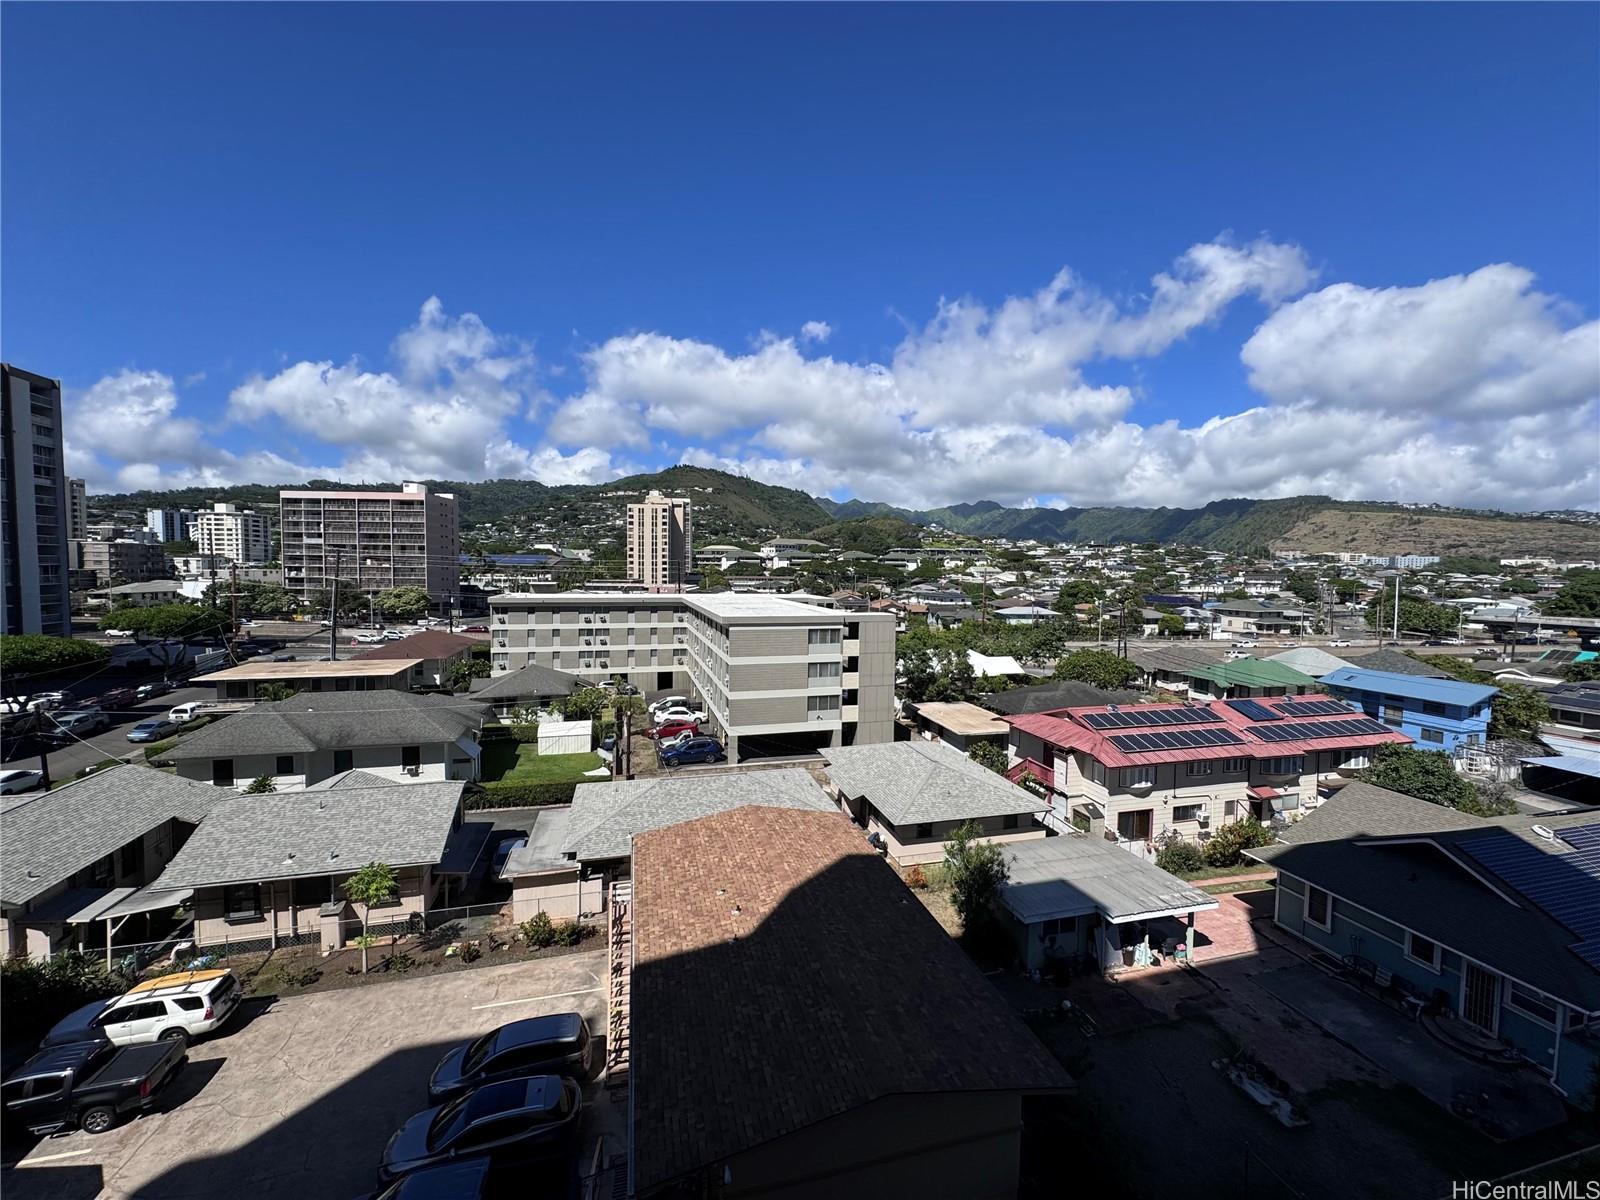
[583,637,592,645]
[583,616,593,623]
[599,615,609,623]
[599,661,609,668]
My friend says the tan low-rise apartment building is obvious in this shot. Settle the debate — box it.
[487,591,895,758]
[1004,695,1412,858]
[194,658,422,700]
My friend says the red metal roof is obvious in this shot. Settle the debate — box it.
[1003,696,1410,768]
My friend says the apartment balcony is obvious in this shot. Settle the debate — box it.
[842,671,859,690]
[843,639,860,657]
[841,704,859,723]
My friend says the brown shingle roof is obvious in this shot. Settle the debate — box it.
[630,806,1069,1192]
[351,630,478,660]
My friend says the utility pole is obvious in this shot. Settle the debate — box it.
[1392,574,1401,645]
[229,563,239,634]
[329,549,343,662]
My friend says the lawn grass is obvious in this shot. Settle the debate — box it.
[480,741,602,783]
[1173,863,1273,882]
[1201,879,1275,896]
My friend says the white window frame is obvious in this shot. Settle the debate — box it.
[1405,930,1441,973]
[1120,766,1154,788]
[1172,803,1204,823]
[1222,757,1249,773]
[1184,761,1213,777]
[1260,756,1305,776]
[1086,758,1107,787]
[1304,884,1332,931]
[1506,982,1559,1028]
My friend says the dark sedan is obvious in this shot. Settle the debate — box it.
[379,1076,581,1183]
[658,736,727,767]
[428,1013,591,1105]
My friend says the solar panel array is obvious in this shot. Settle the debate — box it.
[1225,698,1282,722]
[1456,824,1600,970]
[1080,707,1222,731]
[1108,727,1247,753]
[1249,717,1393,743]
[1276,698,1361,717]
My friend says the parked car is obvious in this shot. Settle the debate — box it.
[46,710,110,740]
[1233,639,1258,649]
[427,1014,592,1105]
[94,687,137,711]
[644,719,699,742]
[1275,641,1299,648]
[103,628,134,638]
[658,736,727,767]
[1,1037,185,1136]
[492,837,528,880]
[1328,639,1352,647]
[168,702,207,723]
[380,1076,581,1182]
[29,690,70,708]
[126,718,181,743]
[647,695,689,714]
[361,1157,514,1200]
[653,706,707,726]
[134,681,174,701]
[42,969,242,1050]
[657,728,698,751]
[0,769,45,795]
[461,625,488,634]
[383,630,406,641]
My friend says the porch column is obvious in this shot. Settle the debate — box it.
[1185,913,1195,961]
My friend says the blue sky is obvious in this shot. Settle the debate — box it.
[4,3,1597,510]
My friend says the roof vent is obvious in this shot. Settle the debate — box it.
[282,852,297,865]
[318,797,327,811]
[1106,703,1120,713]
[1531,824,1555,842]
[327,850,340,862]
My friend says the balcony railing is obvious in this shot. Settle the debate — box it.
[1006,758,1054,789]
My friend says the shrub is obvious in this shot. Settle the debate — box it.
[383,950,417,974]
[553,919,582,947]
[905,865,929,890]
[478,722,513,742]
[1202,817,1274,867]
[943,821,1009,933]
[460,942,483,964]
[467,780,578,810]
[521,912,556,948]
[243,774,277,794]
[1155,839,1205,874]
[142,739,177,762]
[0,953,131,1041]
[510,724,541,744]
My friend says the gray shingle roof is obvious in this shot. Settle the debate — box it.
[166,691,491,761]
[823,740,1041,827]
[469,662,583,701]
[561,769,835,862]
[2,766,215,908]
[999,834,1217,923]
[984,679,1142,715]
[1339,648,1452,678]
[153,780,465,889]
[1249,782,1600,1009]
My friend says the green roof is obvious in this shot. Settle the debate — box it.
[1185,657,1316,689]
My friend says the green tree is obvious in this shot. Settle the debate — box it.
[375,586,432,621]
[303,587,367,619]
[1503,577,1539,595]
[1364,594,1456,638]
[928,647,977,702]
[968,740,1008,775]
[342,861,399,974]
[1489,682,1549,740]
[100,603,232,668]
[162,539,198,557]
[447,658,491,691]
[0,634,110,683]
[1410,654,1492,684]
[1359,744,1503,812]
[1563,660,1600,683]
[243,774,277,794]
[204,580,297,618]
[700,566,729,591]
[1052,648,1139,690]
[899,647,937,703]
[1544,568,1600,619]
[1156,614,1185,638]
[942,821,1009,933]
[255,682,300,703]
[1054,579,1101,614]
[1331,578,1363,604]
[558,687,608,721]
[1284,571,1320,604]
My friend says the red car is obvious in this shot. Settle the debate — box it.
[644,720,699,742]
[460,625,488,633]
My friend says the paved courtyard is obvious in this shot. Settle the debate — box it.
[2,951,609,1200]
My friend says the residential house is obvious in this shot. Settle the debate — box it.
[1341,648,1454,678]
[1,766,213,958]
[996,834,1217,973]
[1134,646,1317,700]
[1266,646,1357,678]
[1319,666,1497,754]
[150,776,473,953]
[89,579,184,607]
[194,658,422,699]
[1003,697,1412,856]
[629,804,1071,1197]
[167,691,491,789]
[466,661,583,719]
[352,629,481,688]
[983,679,1142,716]
[499,769,837,920]
[993,605,1057,625]
[904,700,1010,753]
[1542,680,1600,735]
[1209,598,1306,637]
[1248,782,1600,1106]
[824,739,1045,866]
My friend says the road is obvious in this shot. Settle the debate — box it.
[1,683,219,784]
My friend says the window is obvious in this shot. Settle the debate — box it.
[1382,705,1405,727]
[1223,799,1238,818]
[807,661,841,680]
[333,750,354,773]
[1304,885,1331,930]
[1002,814,1019,830]
[1406,931,1441,971]
[275,755,295,775]
[1120,766,1155,788]
[1339,750,1371,770]
[806,628,842,646]
[223,884,262,920]
[1222,757,1249,773]
[1421,700,1447,717]
[119,837,145,878]
[292,875,329,908]
[1173,804,1204,822]
[1421,728,1444,744]
[807,695,840,715]
[1185,761,1213,777]
[212,759,235,788]
[1085,758,1107,786]
[1040,916,1077,936]
[174,996,205,1013]
[401,745,422,770]
[1507,983,1559,1026]
[1259,756,1304,776]
[915,823,933,839]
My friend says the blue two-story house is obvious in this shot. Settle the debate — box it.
[1250,782,1600,1108]
[1319,666,1496,754]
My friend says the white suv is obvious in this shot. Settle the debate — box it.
[79,971,242,1048]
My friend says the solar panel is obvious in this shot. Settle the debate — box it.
[1276,699,1360,717]
[1108,727,1245,753]
[1080,707,1221,730]
[1225,698,1282,722]
[1248,717,1394,743]
[1455,829,1600,947]
[1558,824,1600,852]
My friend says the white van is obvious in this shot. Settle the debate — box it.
[168,702,207,723]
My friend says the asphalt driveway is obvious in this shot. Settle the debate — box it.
[3,951,609,1200]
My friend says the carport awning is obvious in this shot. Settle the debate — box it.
[436,820,493,875]
[24,886,122,925]
[100,884,193,920]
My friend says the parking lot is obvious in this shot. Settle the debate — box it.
[3,951,611,1200]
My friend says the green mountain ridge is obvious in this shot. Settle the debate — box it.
[92,468,1594,558]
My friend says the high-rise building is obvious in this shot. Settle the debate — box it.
[279,482,460,607]
[626,490,692,588]
[2,364,71,635]
[75,540,171,586]
[193,502,272,564]
[145,508,196,543]
[66,477,88,541]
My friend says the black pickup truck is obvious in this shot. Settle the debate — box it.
[2,1037,185,1135]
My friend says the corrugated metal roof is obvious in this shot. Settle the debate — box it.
[1320,666,1500,706]
[999,834,1217,924]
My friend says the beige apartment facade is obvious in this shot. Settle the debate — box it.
[193,502,272,563]
[279,481,460,606]
[487,591,895,757]
[625,489,692,588]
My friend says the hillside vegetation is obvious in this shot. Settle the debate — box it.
[1274,509,1600,559]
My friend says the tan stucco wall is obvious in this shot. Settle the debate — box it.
[192,863,436,946]
[867,812,1045,868]
[510,869,602,921]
